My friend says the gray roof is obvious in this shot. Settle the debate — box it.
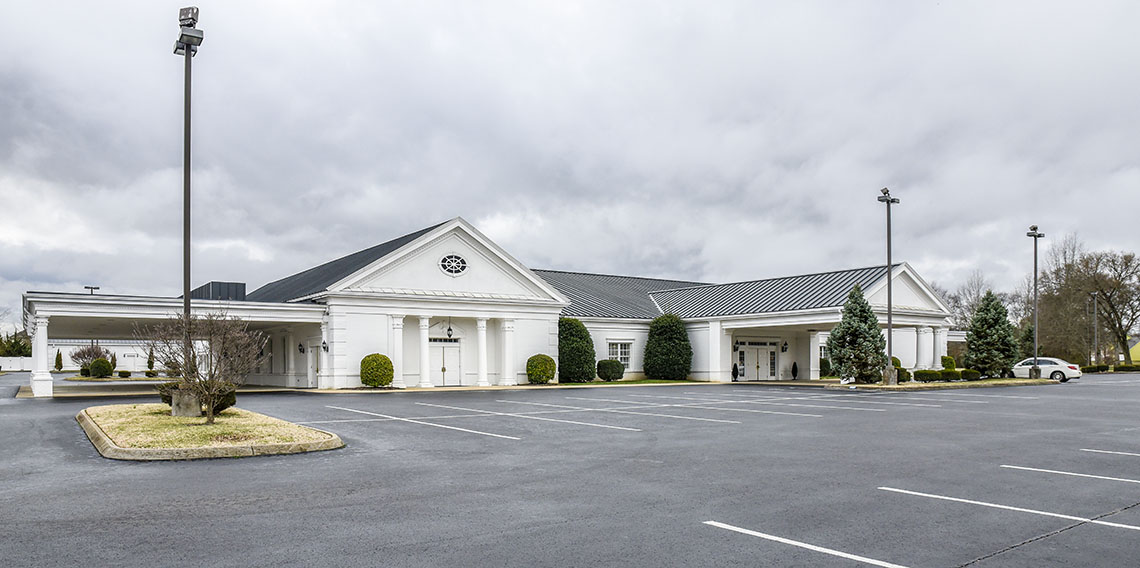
[649,264,895,319]
[532,270,707,319]
[246,222,445,303]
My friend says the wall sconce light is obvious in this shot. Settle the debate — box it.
[446,317,453,338]
[298,343,305,354]
[321,340,329,352]
[781,341,789,353]
[732,342,739,352]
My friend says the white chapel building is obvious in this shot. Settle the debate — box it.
[22,217,952,397]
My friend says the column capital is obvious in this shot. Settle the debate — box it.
[391,314,405,330]
[917,326,933,335]
[502,319,515,332]
[476,318,487,330]
[34,315,49,326]
[419,316,431,330]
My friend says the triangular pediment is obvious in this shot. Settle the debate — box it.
[866,263,951,314]
[329,218,568,304]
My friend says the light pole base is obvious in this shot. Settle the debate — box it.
[1030,366,1041,380]
[883,366,898,386]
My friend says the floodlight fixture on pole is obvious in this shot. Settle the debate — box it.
[877,187,900,385]
[174,6,203,378]
[1026,225,1045,378]
[84,286,100,295]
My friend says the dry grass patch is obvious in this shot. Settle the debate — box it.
[85,403,333,449]
[66,376,165,382]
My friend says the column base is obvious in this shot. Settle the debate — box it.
[476,379,491,387]
[31,371,53,397]
[416,379,434,388]
[498,377,517,387]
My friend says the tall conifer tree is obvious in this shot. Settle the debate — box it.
[827,285,887,383]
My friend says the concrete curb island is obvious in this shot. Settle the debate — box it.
[824,378,1058,391]
[76,408,345,461]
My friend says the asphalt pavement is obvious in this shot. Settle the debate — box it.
[4,374,1140,567]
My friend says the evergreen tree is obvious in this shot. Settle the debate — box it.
[826,285,887,384]
[643,314,692,380]
[147,346,155,370]
[557,317,596,382]
[964,291,1019,377]
[1018,324,1039,359]
[54,350,63,371]
[110,353,117,370]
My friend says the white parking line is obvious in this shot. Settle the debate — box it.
[326,405,520,440]
[499,399,741,424]
[1081,448,1140,458]
[923,392,1038,400]
[629,393,887,412]
[1001,464,1140,485]
[414,402,642,431]
[798,394,944,407]
[681,405,822,418]
[703,521,911,568]
[878,487,1140,532]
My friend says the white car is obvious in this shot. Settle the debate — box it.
[1012,357,1082,382]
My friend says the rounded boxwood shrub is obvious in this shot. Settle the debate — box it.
[961,369,982,381]
[360,353,394,387]
[80,365,90,377]
[940,369,961,381]
[895,367,912,382]
[558,318,597,383]
[145,370,158,378]
[118,370,131,378]
[527,354,556,384]
[644,314,692,380]
[819,358,831,377]
[89,358,113,378]
[914,369,941,382]
[597,359,625,382]
[212,390,237,414]
[157,381,180,406]
[891,356,902,368]
[941,355,956,370]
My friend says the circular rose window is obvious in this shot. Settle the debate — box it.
[439,254,467,275]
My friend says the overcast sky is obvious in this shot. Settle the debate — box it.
[3,1,1139,330]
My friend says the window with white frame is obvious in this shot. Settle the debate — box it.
[608,342,631,369]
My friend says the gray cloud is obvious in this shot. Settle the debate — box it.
[2,0,1139,330]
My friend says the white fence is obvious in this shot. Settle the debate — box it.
[0,357,32,372]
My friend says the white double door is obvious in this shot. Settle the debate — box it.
[429,342,462,386]
[737,347,777,381]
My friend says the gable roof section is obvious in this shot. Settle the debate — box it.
[649,265,895,319]
[246,222,445,303]
[533,270,707,319]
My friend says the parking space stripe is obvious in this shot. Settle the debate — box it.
[1001,464,1140,484]
[680,405,822,418]
[878,487,1140,532]
[703,521,911,568]
[1081,448,1140,458]
[414,402,642,431]
[923,392,1038,400]
[624,393,887,413]
[798,395,943,407]
[499,399,741,424]
[325,405,521,440]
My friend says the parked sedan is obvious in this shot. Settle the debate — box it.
[1012,357,1082,382]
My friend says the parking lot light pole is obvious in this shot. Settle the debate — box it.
[878,188,900,385]
[174,7,203,374]
[1026,225,1045,379]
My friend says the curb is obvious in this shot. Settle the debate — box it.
[76,408,345,461]
[824,380,1058,391]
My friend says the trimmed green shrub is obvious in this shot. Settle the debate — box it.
[90,358,113,378]
[147,346,155,370]
[940,369,961,381]
[597,359,625,382]
[644,313,693,380]
[145,370,158,378]
[819,358,831,377]
[360,353,394,387]
[80,365,90,377]
[914,370,941,382]
[118,370,131,378]
[961,369,982,381]
[558,318,597,383]
[1116,365,1139,373]
[941,355,956,370]
[158,381,234,414]
[827,285,887,384]
[157,381,180,406]
[527,354,556,384]
[896,367,912,382]
[212,390,237,414]
[54,350,63,371]
[891,356,902,368]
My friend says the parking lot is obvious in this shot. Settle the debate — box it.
[5,374,1140,566]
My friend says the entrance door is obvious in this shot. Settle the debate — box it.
[430,344,462,386]
[758,348,777,380]
[738,348,760,381]
[305,343,318,388]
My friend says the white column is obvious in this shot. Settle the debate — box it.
[390,315,406,388]
[808,331,821,380]
[285,332,295,380]
[418,316,433,388]
[476,318,490,386]
[933,327,948,368]
[916,327,934,370]
[30,316,52,397]
[318,318,331,389]
[500,319,516,386]
[708,321,728,382]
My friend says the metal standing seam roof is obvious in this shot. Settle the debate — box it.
[245,222,445,303]
[531,270,708,319]
[648,264,896,319]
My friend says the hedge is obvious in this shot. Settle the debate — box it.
[558,318,597,383]
[819,358,831,377]
[940,369,961,381]
[941,355,956,370]
[597,359,624,382]
[961,369,982,381]
[644,314,692,380]
[1115,365,1139,372]
[914,370,942,382]
[895,367,912,382]
[527,354,556,384]
[118,370,131,378]
[360,353,394,387]
[90,358,113,378]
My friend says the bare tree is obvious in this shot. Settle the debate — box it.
[69,344,111,370]
[138,313,267,424]
[1079,251,1140,365]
